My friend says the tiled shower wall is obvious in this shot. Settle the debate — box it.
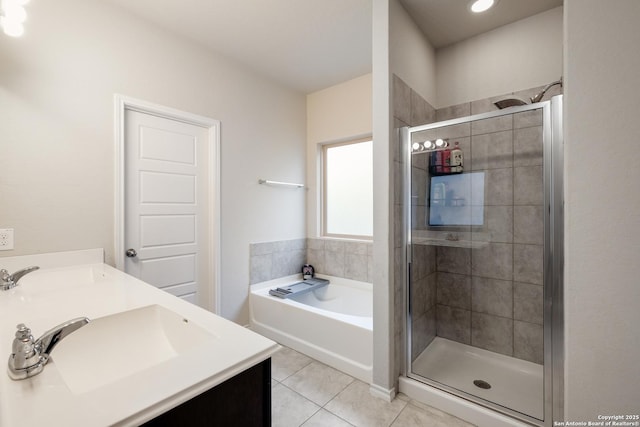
[416,107,546,365]
[398,75,562,366]
[249,238,372,285]
[392,75,437,373]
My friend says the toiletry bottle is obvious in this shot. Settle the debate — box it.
[450,142,463,173]
[302,264,315,280]
[431,150,442,174]
[442,147,451,174]
[429,151,437,175]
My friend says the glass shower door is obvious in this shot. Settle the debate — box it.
[405,97,562,425]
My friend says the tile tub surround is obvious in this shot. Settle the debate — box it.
[249,238,373,285]
[306,238,373,283]
[250,239,307,285]
[271,345,474,427]
[404,85,561,366]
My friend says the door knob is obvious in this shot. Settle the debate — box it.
[125,249,137,258]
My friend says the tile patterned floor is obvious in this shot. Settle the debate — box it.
[271,346,476,427]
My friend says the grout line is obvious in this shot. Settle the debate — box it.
[511,112,516,357]
[297,406,322,427]
[387,399,410,427]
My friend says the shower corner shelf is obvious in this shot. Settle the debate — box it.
[412,237,488,249]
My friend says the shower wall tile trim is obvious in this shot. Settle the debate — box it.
[249,238,373,285]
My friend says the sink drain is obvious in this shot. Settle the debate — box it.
[473,380,492,390]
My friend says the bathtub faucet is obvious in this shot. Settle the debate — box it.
[7,317,90,380]
[0,266,40,291]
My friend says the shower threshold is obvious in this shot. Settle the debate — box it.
[411,337,543,420]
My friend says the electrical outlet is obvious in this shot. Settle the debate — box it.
[0,228,14,251]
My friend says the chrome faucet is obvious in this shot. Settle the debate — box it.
[0,266,40,291]
[7,317,90,380]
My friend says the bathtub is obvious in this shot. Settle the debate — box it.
[250,275,372,383]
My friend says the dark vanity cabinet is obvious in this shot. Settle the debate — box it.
[143,358,271,426]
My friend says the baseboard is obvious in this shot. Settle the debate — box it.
[369,383,396,402]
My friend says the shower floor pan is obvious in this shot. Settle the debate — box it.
[412,337,543,420]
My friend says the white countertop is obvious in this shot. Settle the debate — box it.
[0,249,278,427]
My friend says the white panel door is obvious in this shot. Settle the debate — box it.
[124,110,209,306]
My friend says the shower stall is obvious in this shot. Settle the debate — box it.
[400,96,563,426]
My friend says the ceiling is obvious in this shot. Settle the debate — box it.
[104,0,373,94]
[399,0,563,48]
[103,0,562,94]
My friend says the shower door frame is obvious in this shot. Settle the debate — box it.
[402,95,564,427]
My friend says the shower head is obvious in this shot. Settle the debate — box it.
[493,77,563,109]
[493,97,528,109]
[530,77,563,103]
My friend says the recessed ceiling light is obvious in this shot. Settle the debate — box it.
[1,0,29,37]
[470,0,496,13]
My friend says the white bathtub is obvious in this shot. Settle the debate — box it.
[250,275,373,383]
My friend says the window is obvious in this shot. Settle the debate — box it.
[322,138,373,239]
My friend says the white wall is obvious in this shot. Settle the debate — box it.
[306,0,434,398]
[436,7,563,107]
[389,0,437,105]
[371,0,395,399]
[564,0,640,418]
[306,73,373,237]
[0,0,306,324]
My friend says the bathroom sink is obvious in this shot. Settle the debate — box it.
[4,265,121,314]
[20,264,107,288]
[51,305,217,394]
